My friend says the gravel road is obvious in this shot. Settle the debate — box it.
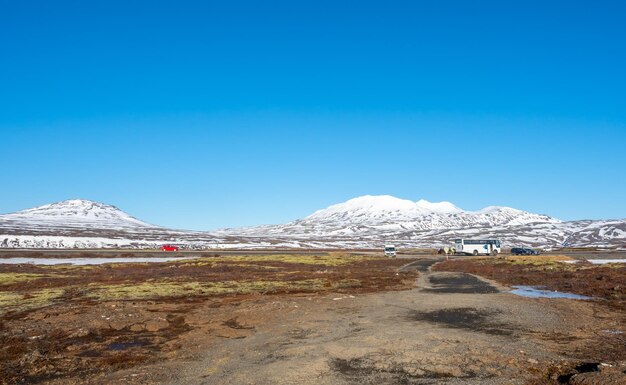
[83,257,625,385]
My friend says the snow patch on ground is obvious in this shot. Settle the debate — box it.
[563,259,626,265]
[0,257,194,265]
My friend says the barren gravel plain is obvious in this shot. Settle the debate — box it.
[0,250,624,385]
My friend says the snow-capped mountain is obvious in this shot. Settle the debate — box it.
[0,196,624,249]
[560,220,626,248]
[0,199,223,249]
[302,195,558,229]
[223,195,561,237]
[214,195,623,249]
[0,199,155,229]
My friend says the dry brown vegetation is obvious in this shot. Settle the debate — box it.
[433,256,626,383]
[0,254,415,310]
[433,256,626,308]
[0,253,417,384]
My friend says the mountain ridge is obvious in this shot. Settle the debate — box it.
[0,199,157,229]
[0,196,624,249]
[226,195,561,237]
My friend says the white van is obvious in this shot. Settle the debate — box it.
[384,245,397,258]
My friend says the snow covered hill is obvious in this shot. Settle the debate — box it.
[222,195,561,237]
[299,195,559,230]
[0,199,155,229]
[0,196,624,249]
[215,195,624,249]
[0,200,230,249]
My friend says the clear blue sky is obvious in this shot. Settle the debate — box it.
[1,1,625,230]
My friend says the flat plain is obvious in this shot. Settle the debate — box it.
[0,250,624,385]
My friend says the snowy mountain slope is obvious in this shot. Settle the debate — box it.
[0,199,155,229]
[303,195,559,228]
[0,196,624,249]
[220,195,561,237]
[213,195,623,249]
[0,199,266,249]
[560,220,626,248]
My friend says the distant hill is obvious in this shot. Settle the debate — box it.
[1,196,624,249]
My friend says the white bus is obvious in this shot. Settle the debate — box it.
[454,239,501,256]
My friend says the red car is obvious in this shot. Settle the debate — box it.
[161,244,179,251]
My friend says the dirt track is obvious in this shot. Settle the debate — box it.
[160,260,624,385]
[52,259,626,384]
[1,253,625,385]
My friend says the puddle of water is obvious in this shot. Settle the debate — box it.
[0,257,193,265]
[562,259,626,264]
[509,285,592,300]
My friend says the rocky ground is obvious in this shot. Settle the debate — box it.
[0,252,624,385]
[0,252,416,384]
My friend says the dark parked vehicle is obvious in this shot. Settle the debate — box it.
[511,247,540,255]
